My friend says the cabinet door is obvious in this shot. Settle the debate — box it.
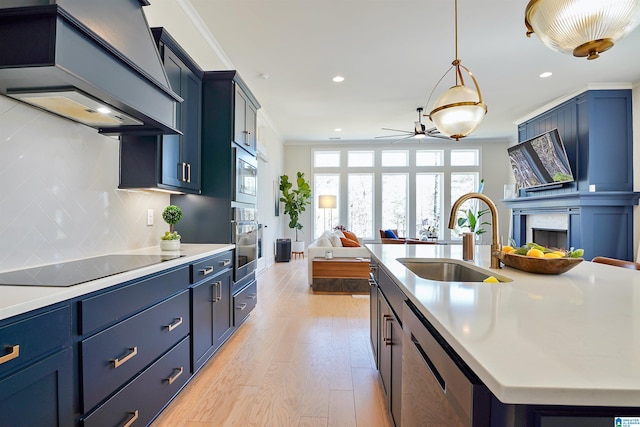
[233,85,248,149]
[245,100,257,153]
[180,69,201,191]
[369,279,378,368]
[0,348,73,427]
[191,269,232,373]
[378,292,402,427]
[378,293,392,400]
[161,48,183,188]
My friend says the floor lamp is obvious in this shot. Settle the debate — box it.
[318,195,337,231]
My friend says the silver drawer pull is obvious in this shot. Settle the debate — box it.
[112,347,138,368]
[0,345,19,365]
[222,259,232,267]
[199,266,214,275]
[249,293,257,300]
[237,302,247,311]
[122,410,139,427]
[165,367,184,385]
[166,317,183,332]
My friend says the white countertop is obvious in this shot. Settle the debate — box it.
[366,243,640,407]
[0,244,234,322]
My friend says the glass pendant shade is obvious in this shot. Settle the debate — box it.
[525,0,640,59]
[430,85,487,141]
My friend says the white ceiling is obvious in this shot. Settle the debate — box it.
[145,0,640,144]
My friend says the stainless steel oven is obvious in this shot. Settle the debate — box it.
[233,147,257,205]
[233,205,258,281]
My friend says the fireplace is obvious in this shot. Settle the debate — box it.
[532,228,567,249]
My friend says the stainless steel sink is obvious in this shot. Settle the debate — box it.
[397,258,512,283]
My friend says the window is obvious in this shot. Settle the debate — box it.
[314,174,339,236]
[314,151,340,167]
[348,174,374,239]
[416,150,443,166]
[451,149,479,166]
[416,173,442,238]
[348,151,374,167]
[381,150,408,167]
[381,173,408,236]
[311,147,481,242]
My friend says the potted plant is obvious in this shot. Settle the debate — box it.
[279,172,312,253]
[160,205,182,251]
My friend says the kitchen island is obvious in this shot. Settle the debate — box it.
[367,243,640,424]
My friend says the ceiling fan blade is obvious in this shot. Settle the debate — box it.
[380,127,412,134]
[388,135,415,144]
[375,134,413,139]
[425,127,450,140]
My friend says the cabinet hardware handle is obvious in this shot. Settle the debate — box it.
[216,280,222,302]
[243,130,249,134]
[180,162,187,182]
[0,345,19,365]
[166,317,183,332]
[122,410,139,427]
[222,259,232,267]
[165,367,184,385]
[186,163,191,183]
[237,302,247,311]
[370,265,378,271]
[383,315,393,346]
[200,266,214,275]
[112,347,138,368]
[249,293,257,300]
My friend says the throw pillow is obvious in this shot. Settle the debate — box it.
[316,237,332,247]
[340,237,360,247]
[333,229,345,238]
[329,233,343,247]
[384,229,399,239]
[343,230,358,242]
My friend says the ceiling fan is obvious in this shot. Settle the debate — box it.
[375,107,449,144]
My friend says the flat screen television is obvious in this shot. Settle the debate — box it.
[508,129,574,190]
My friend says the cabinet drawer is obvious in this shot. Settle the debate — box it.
[79,266,189,334]
[81,291,189,412]
[190,251,232,283]
[83,336,190,427]
[378,267,405,324]
[233,279,257,326]
[0,305,70,377]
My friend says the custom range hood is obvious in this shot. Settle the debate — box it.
[0,0,181,135]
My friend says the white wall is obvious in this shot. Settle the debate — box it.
[0,96,170,272]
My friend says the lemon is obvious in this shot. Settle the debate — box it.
[543,253,562,259]
[526,248,545,258]
[552,250,566,257]
[508,249,516,254]
[483,276,499,283]
[502,245,514,253]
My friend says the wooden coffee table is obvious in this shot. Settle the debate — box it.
[312,257,371,294]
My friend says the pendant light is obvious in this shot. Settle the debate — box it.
[427,0,487,141]
[525,0,640,60]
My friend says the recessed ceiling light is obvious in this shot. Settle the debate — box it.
[334,128,342,132]
[539,71,553,78]
[332,75,345,83]
[96,106,111,114]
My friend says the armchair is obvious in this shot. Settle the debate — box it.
[379,229,435,245]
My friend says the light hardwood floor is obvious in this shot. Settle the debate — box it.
[152,257,392,427]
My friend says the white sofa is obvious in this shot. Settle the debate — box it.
[307,232,371,285]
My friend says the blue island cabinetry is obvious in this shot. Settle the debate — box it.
[507,89,639,261]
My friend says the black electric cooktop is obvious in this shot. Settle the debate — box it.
[0,254,185,287]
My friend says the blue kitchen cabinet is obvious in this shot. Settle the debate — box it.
[191,251,234,373]
[119,28,202,194]
[0,304,73,427]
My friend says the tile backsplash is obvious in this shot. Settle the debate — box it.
[0,95,170,272]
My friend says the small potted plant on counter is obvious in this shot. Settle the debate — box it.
[160,205,182,251]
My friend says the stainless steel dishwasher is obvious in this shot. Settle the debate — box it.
[402,300,491,426]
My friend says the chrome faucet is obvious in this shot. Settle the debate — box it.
[448,192,502,269]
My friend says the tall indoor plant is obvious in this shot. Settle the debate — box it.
[279,172,312,245]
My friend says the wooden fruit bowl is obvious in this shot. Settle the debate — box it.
[498,252,583,275]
